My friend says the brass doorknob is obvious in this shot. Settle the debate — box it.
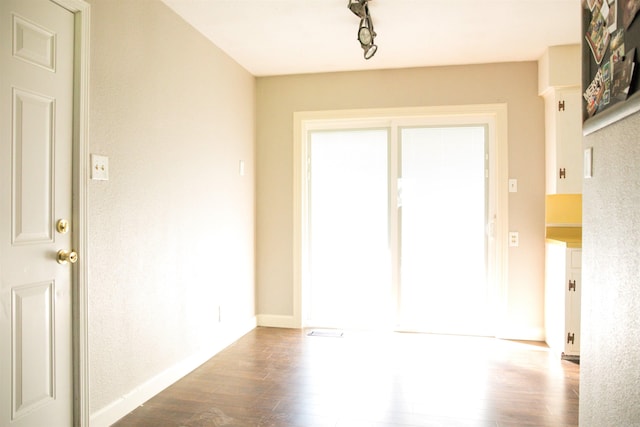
[57,249,78,264]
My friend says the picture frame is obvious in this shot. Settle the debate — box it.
[583,0,640,134]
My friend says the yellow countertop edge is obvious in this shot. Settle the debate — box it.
[546,226,582,248]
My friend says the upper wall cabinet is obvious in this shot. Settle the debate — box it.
[539,45,583,195]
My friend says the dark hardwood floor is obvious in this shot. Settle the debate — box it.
[113,327,579,427]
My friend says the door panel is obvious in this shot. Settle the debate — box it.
[12,281,55,416]
[398,126,489,335]
[308,129,392,328]
[1,1,75,425]
[12,88,55,244]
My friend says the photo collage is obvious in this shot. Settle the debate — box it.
[584,0,640,117]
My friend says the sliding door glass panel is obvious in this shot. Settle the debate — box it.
[309,129,391,329]
[399,126,489,335]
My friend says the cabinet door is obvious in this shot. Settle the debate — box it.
[565,249,581,355]
[545,242,567,352]
[555,88,583,194]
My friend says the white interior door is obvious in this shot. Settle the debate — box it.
[0,1,75,425]
[398,126,490,335]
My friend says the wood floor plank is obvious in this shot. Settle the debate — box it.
[113,327,579,427]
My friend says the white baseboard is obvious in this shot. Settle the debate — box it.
[495,325,545,342]
[90,316,257,427]
[256,314,299,328]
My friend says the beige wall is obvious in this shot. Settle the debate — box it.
[581,113,640,425]
[87,0,255,421]
[256,62,546,339]
[84,1,548,419]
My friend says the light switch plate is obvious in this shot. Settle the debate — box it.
[584,147,593,178]
[91,154,109,181]
[508,179,518,193]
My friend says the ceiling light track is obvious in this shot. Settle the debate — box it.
[347,0,378,60]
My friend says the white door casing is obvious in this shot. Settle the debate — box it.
[0,0,90,425]
[293,105,509,333]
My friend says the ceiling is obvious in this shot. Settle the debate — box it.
[161,0,582,77]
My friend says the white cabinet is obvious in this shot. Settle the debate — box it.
[545,241,581,359]
[538,44,583,195]
[541,46,582,360]
[542,86,583,195]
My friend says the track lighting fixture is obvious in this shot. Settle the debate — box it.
[347,0,377,60]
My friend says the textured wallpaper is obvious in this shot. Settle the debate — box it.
[581,113,640,425]
[87,0,256,418]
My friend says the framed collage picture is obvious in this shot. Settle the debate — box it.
[583,0,640,134]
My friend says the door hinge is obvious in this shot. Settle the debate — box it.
[558,100,565,111]
[568,280,576,292]
[567,332,575,345]
[559,168,566,179]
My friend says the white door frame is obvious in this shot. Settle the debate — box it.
[50,0,90,425]
[293,105,509,333]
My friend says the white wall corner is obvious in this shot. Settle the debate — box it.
[89,316,257,427]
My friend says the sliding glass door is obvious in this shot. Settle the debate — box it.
[306,122,492,335]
